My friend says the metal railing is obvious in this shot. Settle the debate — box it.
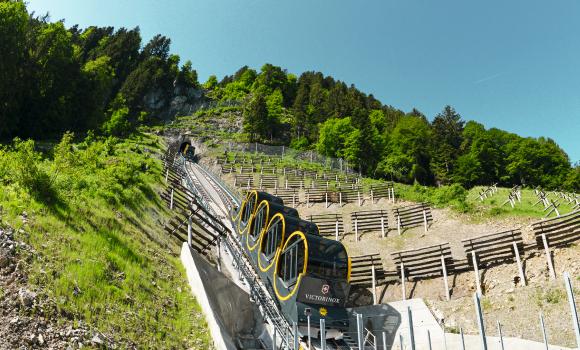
[223,141,356,174]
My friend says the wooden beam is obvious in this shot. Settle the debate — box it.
[401,262,407,301]
[512,242,526,286]
[441,255,450,301]
[472,251,482,296]
[541,233,556,279]
[381,216,386,239]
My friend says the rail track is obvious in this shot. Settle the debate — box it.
[182,160,298,349]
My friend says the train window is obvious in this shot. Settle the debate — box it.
[308,240,348,280]
[263,218,282,259]
[251,206,266,239]
[241,196,255,224]
[278,236,305,286]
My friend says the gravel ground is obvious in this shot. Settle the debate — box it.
[0,219,118,350]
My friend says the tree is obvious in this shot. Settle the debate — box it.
[243,92,269,142]
[563,166,580,192]
[102,97,132,136]
[203,75,218,90]
[382,116,432,184]
[79,56,115,130]
[316,117,356,158]
[292,82,310,138]
[0,0,29,138]
[29,21,79,136]
[253,63,288,95]
[350,108,383,174]
[431,106,465,185]
[266,89,283,122]
[141,34,171,60]
[175,60,199,89]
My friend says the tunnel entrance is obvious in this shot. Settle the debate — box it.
[179,142,196,161]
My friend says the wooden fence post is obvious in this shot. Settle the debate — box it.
[325,192,328,208]
[372,264,377,305]
[397,215,402,236]
[401,262,406,300]
[441,255,450,301]
[354,217,358,241]
[472,251,482,296]
[380,216,386,238]
[339,191,342,207]
[512,242,526,286]
[541,232,556,279]
[335,219,339,241]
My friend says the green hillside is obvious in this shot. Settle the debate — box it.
[0,132,211,348]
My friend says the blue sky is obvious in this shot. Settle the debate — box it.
[28,0,580,162]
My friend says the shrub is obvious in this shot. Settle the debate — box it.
[102,106,132,136]
[289,136,310,151]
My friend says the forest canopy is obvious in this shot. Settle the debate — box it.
[0,0,199,139]
[0,1,577,191]
[210,66,578,191]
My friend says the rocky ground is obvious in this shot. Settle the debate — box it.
[0,218,118,349]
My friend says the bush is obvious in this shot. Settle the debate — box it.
[102,106,132,136]
[289,136,310,151]
[432,184,469,207]
[394,182,472,212]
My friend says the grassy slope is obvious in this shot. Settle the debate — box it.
[0,132,211,348]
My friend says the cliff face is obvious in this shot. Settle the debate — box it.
[144,83,207,121]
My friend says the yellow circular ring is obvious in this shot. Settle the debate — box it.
[273,231,308,301]
[237,190,258,235]
[342,244,352,282]
[247,200,269,251]
[231,199,244,226]
[258,213,286,272]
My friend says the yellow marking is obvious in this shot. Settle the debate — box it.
[237,191,258,235]
[273,231,308,301]
[258,213,286,272]
[342,244,352,282]
[319,307,328,317]
[247,200,269,251]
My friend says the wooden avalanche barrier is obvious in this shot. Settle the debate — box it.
[532,210,580,279]
[308,213,344,240]
[233,174,254,189]
[259,175,278,189]
[349,254,389,303]
[393,203,433,234]
[461,229,526,294]
[350,209,389,240]
[391,243,454,300]
[369,183,395,203]
[271,188,299,207]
